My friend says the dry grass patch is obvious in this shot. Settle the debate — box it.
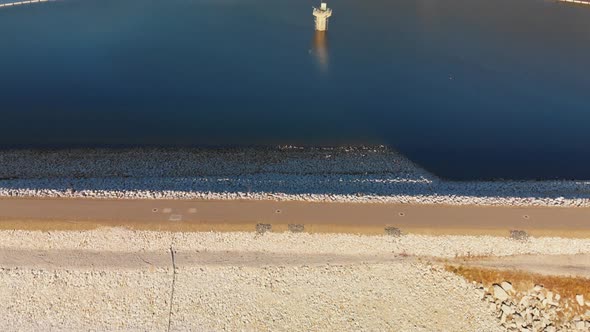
[447,265,590,318]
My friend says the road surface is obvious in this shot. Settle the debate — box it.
[0,197,589,236]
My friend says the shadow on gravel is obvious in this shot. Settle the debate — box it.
[1,148,589,201]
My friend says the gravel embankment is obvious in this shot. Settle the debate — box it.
[0,228,512,331]
[0,268,172,331]
[0,260,502,331]
[2,229,590,331]
[0,147,589,207]
[171,263,501,331]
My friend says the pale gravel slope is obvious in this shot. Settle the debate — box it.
[171,263,503,332]
[0,261,503,331]
[2,228,588,331]
[0,268,172,331]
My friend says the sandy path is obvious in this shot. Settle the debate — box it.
[0,248,407,270]
[5,246,588,280]
[1,197,590,237]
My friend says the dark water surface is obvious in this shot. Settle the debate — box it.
[1,0,589,180]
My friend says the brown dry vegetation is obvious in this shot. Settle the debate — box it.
[447,265,590,318]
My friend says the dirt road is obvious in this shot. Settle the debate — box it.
[0,197,589,236]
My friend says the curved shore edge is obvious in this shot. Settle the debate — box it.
[0,146,588,207]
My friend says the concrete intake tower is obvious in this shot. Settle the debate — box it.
[313,2,332,31]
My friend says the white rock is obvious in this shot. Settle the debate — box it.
[576,294,585,306]
[547,291,553,303]
[493,284,509,302]
[501,304,514,315]
[519,296,531,307]
[532,320,543,330]
[500,281,513,293]
[500,312,508,324]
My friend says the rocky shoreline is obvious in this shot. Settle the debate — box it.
[0,146,589,207]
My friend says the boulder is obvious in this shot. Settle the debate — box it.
[532,320,542,330]
[545,326,556,332]
[493,284,509,301]
[546,291,553,303]
[501,304,514,315]
[500,312,508,324]
[519,296,531,307]
[576,294,585,306]
[500,281,513,293]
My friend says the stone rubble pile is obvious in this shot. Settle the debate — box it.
[0,146,589,207]
[479,281,590,331]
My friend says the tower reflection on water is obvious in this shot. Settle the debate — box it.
[311,2,331,74]
[311,30,329,73]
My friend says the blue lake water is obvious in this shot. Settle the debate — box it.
[0,0,589,180]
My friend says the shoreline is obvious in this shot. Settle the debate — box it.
[0,146,589,208]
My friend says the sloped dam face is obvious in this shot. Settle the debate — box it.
[0,0,589,180]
